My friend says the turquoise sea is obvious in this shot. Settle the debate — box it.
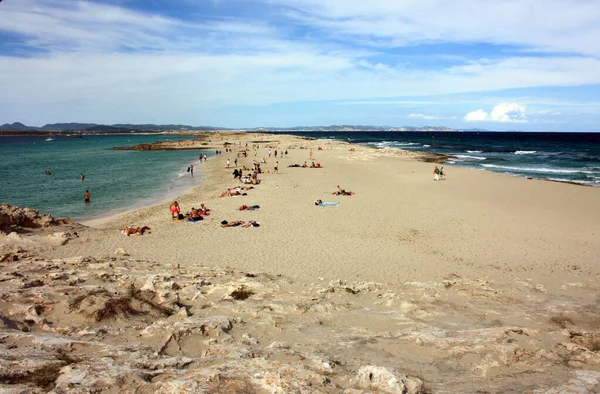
[0,134,210,220]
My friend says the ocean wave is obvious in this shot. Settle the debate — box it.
[482,164,596,174]
[455,155,486,161]
[514,150,537,155]
[547,178,595,186]
[394,142,419,146]
[422,144,431,147]
[466,150,483,153]
[370,142,392,148]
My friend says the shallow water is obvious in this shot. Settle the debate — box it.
[0,134,211,219]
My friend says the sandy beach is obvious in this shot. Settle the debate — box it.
[51,132,600,289]
[2,132,600,393]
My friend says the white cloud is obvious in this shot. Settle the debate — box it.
[408,113,439,120]
[262,0,600,57]
[464,103,528,123]
[0,0,599,127]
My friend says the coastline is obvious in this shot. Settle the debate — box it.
[49,132,600,288]
[3,132,600,392]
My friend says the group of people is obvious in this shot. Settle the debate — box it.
[169,201,210,220]
[433,166,446,181]
[267,149,288,158]
[288,161,321,168]
[220,220,260,228]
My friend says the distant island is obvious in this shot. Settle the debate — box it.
[0,122,465,134]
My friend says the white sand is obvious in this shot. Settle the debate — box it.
[49,133,600,292]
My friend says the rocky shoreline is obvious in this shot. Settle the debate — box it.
[2,246,600,393]
[2,130,600,393]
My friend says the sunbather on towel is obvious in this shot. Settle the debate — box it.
[239,205,261,211]
[314,199,339,207]
[221,220,261,228]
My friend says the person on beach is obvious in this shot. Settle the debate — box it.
[221,220,260,228]
[274,150,278,158]
[440,166,445,180]
[274,161,279,174]
[123,226,151,236]
[84,190,91,203]
[433,166,440,181]
[227,159,230,168]
[309,150,313,160]
[233,169,240,179]
[189,208,203,221]
[333,185,354,196]
[170,201,180,219]
[200,204,210,215]
[190,164,194,176]
[285,150,288,157]
[314,199,339,207]
[268,150,271,157]
[204,154,207,162]
[80,173,85,181]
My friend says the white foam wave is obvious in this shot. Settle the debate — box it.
[514,150,537,155]
[455,155,486,161]
[547,178,594,185]
[482,164,596,174]
[394,142,418,146]
[422,144,431,147]
[466,150,482,153]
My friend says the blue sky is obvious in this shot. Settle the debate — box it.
[1,0,599,131]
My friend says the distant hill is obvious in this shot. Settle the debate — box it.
[0,121,459,133]
[40,123,99,132]
[0,122,225,133]
[253,125,456,132]
[0,122,38,131]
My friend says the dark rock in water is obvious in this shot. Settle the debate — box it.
[0,203,76,233]
[416,153,454,163]
[114,138,210,151]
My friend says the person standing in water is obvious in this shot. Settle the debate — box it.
[190,164,194,176]
[84,190,91,203]
[81,173,85,181]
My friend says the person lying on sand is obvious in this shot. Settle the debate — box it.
[220,186,255,197]
[189,208,203,221]
[220,188,243,197]
[239,205,260,211]
[220,220,260,228]
[200,204,210,214]
[333,185,354,196]
[314,199,339,207]
[122,226,151,236]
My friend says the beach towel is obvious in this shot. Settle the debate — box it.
[318,202,339,207]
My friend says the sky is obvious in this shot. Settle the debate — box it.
[1,0,600,131]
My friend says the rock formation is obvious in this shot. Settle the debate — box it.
[0,203,76,233]
[2,251,600,392]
